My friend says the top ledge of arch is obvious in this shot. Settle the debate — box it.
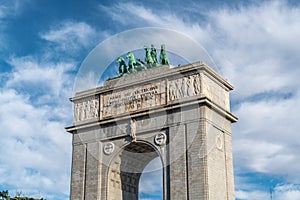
[71,61,233,101]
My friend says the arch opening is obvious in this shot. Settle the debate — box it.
[139,157,163,199]
[107,142,163,200]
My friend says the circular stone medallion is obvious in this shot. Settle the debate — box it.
[103,142,115,155]
[154,132,167,146]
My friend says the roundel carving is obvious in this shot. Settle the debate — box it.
[103,142,115,155]
[154,132,167,146]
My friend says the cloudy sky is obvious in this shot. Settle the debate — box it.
[1,0,300,199]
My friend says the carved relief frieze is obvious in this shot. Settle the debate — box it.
[202,74,230,111]
[168,73,201,101]
[74,97,100,122]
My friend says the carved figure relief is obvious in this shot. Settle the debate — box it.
[74,98,100,122]
[193,74,201,95]
[202,74,230,111]
[187,76,193,96]
[168,74,201,101]
[174,79,181,99]
[130,119,137,142]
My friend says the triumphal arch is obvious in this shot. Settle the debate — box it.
[66,56,237,199]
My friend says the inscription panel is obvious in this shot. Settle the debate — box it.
[102,82,166,118]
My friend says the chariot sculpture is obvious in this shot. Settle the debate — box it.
[116,44,171,77]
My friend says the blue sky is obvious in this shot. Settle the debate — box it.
[1,0,300,199]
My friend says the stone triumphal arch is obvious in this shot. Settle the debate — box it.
[66,61,237,200]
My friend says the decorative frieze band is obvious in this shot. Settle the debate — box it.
[73,72,231,122]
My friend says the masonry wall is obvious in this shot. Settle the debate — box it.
[70,142,85,200]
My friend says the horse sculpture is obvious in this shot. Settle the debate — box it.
[116,56,127,76]
[126,52,145,73]
[160,44,170,65]
[144,46,154,67]
[151,44,158,64]
[115,45,170,77]
[126,52,137,73]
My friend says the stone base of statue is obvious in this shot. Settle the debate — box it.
[66,61,237,200]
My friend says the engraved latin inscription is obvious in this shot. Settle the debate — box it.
[102,82,165,118]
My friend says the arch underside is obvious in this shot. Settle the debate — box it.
[108,142,160,200]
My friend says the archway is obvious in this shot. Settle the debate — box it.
[67,61,237,200]
[107,142,163,200]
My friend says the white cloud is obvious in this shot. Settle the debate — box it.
[275,184,300,200]
[99,2,214,48]
[0,5,8,18]
[235,189,269,200]
[0,50,76,199]
[0,4,10,49]
[236,184,300,200]
[0,1,26,17]
[0,7,101,199]
[208,1,300,100]
[139,157,163,196]
[0,1,40,50]
[40,21,97,54]
[233,91,300,180]
[6,56,75,99]
[0,88,72,199]
[202,0,300,182]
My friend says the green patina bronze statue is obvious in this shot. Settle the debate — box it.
[126,52,137,73]
[116,56,127,76]
[160,44,170,65]
[144,46,154,66]
[126,52,145,73]
[151,44,158,64]
[116,44,171,77]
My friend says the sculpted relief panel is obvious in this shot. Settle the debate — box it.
[201,73,230,111]
[74,97,100,122]
[102,82,165,118]
[168,74,201,101]
[73,72,230,122]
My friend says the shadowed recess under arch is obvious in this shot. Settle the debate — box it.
[107,142,163,200]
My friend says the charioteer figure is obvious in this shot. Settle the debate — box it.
[116,44,171,77]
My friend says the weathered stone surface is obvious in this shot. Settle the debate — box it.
[102,81,165,118]
[66,61,237,200]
